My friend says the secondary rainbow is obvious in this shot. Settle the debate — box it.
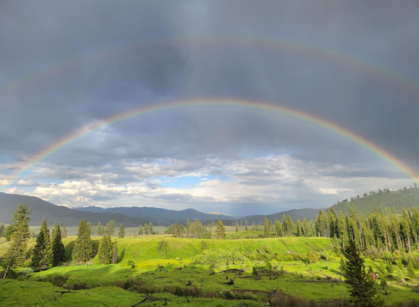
[1,98,418,192]
[1,36,419,102]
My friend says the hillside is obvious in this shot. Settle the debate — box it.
[75,206,237,225]
[331,187,419,215]
[236,208,322,225]
[0,193,150,227]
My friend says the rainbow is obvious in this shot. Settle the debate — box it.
[1,36,419,102]
[1,98,418,192]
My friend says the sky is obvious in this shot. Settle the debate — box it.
[1,1,419,216]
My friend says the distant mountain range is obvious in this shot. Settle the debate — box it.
[0,193,149,227]
[0,192,322,227]
[75,206,237,225]
[2,187,416,227]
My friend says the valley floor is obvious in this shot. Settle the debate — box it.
[1,236,419,306]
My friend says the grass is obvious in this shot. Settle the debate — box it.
[2,235,419,306]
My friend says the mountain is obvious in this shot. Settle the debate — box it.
[330,187,419,215]
[0,193,149,226]
[0,193,235,226]
[75,206,236,225]
[206,211,232,216]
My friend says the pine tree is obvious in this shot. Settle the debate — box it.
[98,234,112,264]
[51,224,66,267]
[235,223,239,233]
[105,220,115,236]
[343,239,383,307]
[32,220,53,269]
[3,204,31,279]
[275,219,283,237]
[263,217,270,238]
[87,222,93,235]
[186,219,191,237]
[149,222,153,234]
[173,222,180,238]
[144,224,149,235]
[97,222,103,235]
[72,219,93,265]
[214,220,226,239]
[61,226,68,239]
[138,225,144,235]
[118,223,125,238]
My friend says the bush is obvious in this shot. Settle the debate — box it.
[51,274,69,287]
[127,260,135,268]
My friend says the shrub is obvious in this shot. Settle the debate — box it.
[51,274,69,287]
[219,289,234,300]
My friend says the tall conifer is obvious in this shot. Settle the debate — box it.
[52,224,66,266]
[72,219,93,265]
[31,220,52,269]
[118,223,125,238]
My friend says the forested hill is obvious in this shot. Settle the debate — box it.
[0,193,149,226]
[330,187,419,215]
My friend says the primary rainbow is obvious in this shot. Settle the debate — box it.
[1,36,419,102]
[1,98,418,192]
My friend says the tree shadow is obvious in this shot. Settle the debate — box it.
[118,248,125,264]
[65,240,76,261]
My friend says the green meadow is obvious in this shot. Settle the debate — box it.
[1,235,419,306]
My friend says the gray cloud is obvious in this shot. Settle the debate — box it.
[1,1,418,215]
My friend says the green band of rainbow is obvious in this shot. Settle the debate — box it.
[1,98,417,193]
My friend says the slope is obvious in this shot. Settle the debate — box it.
[0,193,150,226]
[330,187,419,215]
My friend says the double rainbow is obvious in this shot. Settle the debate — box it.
[1,98,418,193]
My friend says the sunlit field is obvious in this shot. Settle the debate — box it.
[2,235,419,306]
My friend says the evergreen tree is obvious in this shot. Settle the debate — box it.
[138,225,144,235]
[112,240,118,264]
[343,239,383,307]
[118,223,125,238]
[214,220,226,239]
[263,217,270,238]
[296,220,302,237]
[61,226,68,239]
[3,204,31,278]
[72,219,93,265]
[244,221,248,231]
[173,222,180,238]
[186,219,191,237]
[235,223,239,233]
[98,234,112,264]
[32,220,53,269]
[275,219,283,237]
[51,224,66,267]
[149,222,153,234]
[87,222,93,235]
[105,220,115,236]
[97,222,104,235]
[144,223,149,235]
[0,223,4,237]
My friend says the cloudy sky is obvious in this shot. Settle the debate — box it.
[1,1,419,216]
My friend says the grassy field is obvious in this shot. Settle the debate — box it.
[1,236,419,306]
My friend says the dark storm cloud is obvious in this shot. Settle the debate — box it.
[1,1,419,214]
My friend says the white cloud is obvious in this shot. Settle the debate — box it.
[11,154,414,214]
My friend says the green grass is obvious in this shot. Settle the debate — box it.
[2,236,419,306]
